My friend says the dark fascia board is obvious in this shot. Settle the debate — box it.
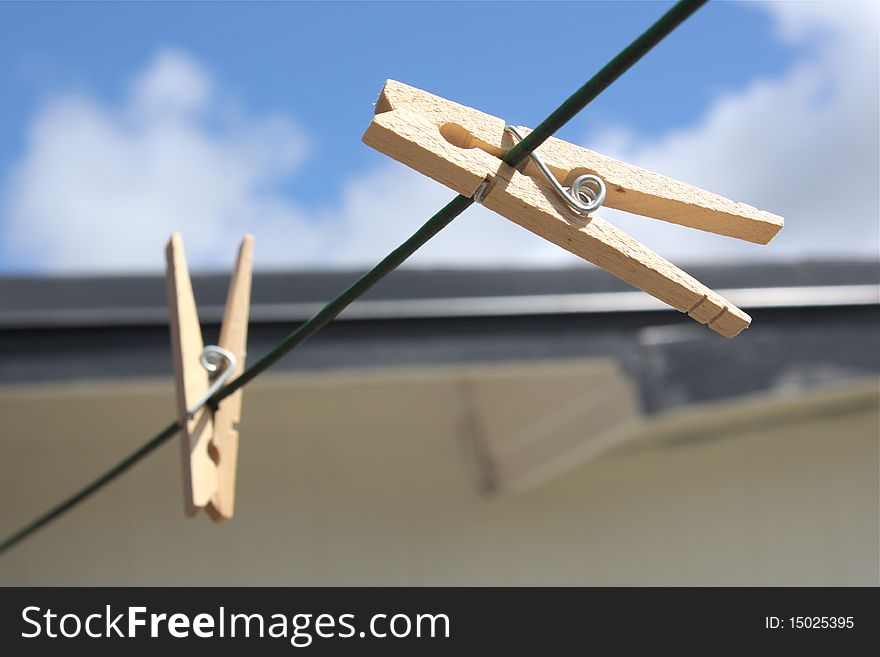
[0,261,877,330]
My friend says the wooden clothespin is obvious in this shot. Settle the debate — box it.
[165,233,253,521]
[363,81,784,338]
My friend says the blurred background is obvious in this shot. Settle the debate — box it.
[0,1,877,585]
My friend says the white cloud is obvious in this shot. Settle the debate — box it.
[321,166,577,269]
[1,2,877,273]
[585,0,879,263]
[2,50,316,272]
[131,50,212,118]
[1,48,555,272]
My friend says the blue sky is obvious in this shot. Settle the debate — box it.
[0,1,876,273]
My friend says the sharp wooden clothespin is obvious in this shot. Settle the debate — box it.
[363,80,784,338]
[165,233,253,521]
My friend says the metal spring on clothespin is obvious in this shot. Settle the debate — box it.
[503,125,606,216]
[186,345,237,418]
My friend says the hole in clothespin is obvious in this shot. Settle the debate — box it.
[440,122,576,182]
[439,122,478,150]
[208,441,221,465]
[438,122,511,159]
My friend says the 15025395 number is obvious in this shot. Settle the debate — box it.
[790,617,854,629]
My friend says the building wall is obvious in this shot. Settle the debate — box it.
[0,362,877,585]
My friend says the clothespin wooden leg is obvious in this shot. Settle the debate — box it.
[165,233,218,516]
[206,236,254,522]
[482,166,752,336]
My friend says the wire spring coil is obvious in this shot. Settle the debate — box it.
[475,125,606,217]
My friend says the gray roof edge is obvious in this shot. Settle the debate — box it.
[1,260,878,329]
[1,284,877,330]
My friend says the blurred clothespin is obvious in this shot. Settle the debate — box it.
[165,233,253,521]
[363,80,784,337]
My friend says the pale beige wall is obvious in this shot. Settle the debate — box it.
[0,363,877,586]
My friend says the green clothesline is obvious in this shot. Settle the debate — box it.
[0,0,708,556]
